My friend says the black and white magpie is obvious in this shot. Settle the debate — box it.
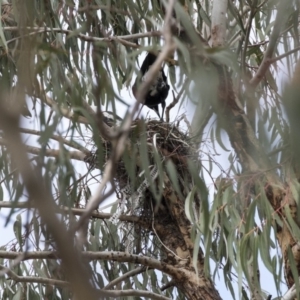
[132,53,170,121]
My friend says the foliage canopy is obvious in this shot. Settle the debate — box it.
[0,1,300,300]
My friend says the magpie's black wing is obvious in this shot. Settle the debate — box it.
[133,52,170,121]
[140,53,157,74]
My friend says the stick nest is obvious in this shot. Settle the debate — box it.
[84,118,199,193]
[84,117,201,255]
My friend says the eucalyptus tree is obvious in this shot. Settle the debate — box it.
[0,1,299,300]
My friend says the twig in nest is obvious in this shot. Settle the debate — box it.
[166,90,180,123]
[165,79,189,123]
[175,114,192,135]
[182,115,192,133]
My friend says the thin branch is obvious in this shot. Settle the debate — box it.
[269,45,300,64]
[257,0,269,10]
[0,139,85,161]
[228,4,250,28]
[0,201,140,223]
[0,254,26,278]
[37,91,89,124]
[179,114,192,135]
[0,265,70,287]
[0,265,170,300]
[19,127,90,154]
[160,279,176,291]
[115,38,140,48]
[166,90,180,123]
[36,86,114,140]
[4,26,161,45]
[75,4,131,15]
[103,266,148,290]
[228,29,242,47]
[248,40,269,48]
[165,79,189,123]
[98,289,171,300]
[249,1,291,87]
[0,250,180,277]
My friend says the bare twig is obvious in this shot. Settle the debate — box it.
[97,289,171,300]
[247,40,268,48]
[114,38,140,48]
[38,90,90,124]
[37,85,114,139]
[4,26,161,45]
[18,127,90,154]
[0,201,140,223]
[0,265,70,287]
[269,45,300,64]
[0,265,170,300]
[75,4,130,15]
[0,254,26,277]
[103,266,147,290]
[0,139,85,161]
[160,279,175,291]
[182,114,192,134]
[0,250,179,277]
[165,79,188,123]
